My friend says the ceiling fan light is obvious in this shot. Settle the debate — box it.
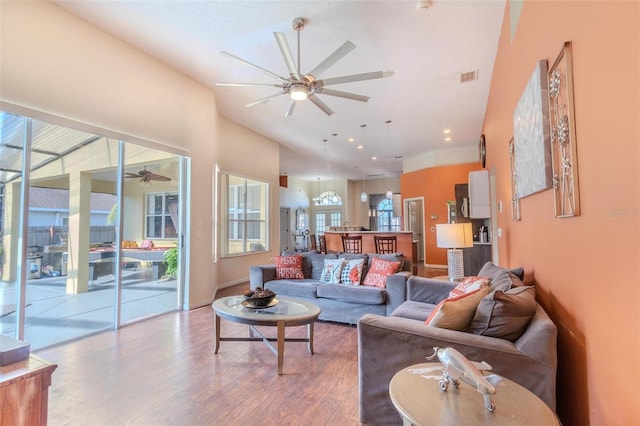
[290,86,309,101]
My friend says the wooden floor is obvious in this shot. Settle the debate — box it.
[37,266,446,426]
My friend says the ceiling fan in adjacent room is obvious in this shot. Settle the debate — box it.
[125,166,171,183]
[216,17,394,117]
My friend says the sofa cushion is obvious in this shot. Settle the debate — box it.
[478,261,525,281]
[317,283,386,305]
[448,276,490,298]
[391,300,436,321]
[362,257,401,288]
[468,285,537,341]
[264,279,320,299]
[274,255,305,279]
[340,258,365,285]
[320,259,345,283]
[425,286,490,330]
[310,252,338,281]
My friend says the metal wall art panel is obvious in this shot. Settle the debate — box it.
[549,41,580,217]
[513,60,553,199]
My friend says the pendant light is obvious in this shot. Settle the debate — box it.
[360,124,368,203]
[385,120,393,200]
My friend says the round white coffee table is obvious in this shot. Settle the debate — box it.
[212,295,320,375]
[389,363,559,425]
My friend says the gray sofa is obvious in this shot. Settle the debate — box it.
[358,263,557,425]
[249,251,412,325]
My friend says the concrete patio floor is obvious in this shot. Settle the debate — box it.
[1,268,179,350]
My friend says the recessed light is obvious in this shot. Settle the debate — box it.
[372,156,377,160]
[357,145,364,150]
[443,129,451,134]
[445,137,452,142]
[348,137,355,142]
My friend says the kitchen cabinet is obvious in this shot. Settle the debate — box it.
[454,184,470,223]
[469,170,490,218]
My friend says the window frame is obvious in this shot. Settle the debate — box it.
[221,172,269,257]
[145,191,179,239]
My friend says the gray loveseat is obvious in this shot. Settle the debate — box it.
[358,262,557,424]
[249,251,412,325]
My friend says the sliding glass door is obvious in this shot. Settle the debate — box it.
[0,110,188,349]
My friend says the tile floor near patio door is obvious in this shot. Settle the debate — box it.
[0,267,178,350]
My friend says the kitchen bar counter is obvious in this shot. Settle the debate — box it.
[323,231,415,263]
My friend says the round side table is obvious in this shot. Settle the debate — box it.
[389,363,559,426]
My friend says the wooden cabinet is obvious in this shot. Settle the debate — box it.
[0,354,57,426]
[463,244,492,276]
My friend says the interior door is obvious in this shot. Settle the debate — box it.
[405,198,424,264]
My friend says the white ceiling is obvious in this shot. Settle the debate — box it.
[54,0,505,182]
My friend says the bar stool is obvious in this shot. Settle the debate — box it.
[374,235,397,254]
[318,235,326,254]
[342,235,363,253]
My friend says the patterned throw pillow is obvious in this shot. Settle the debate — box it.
[425,286,490,330]
[341,259,365,285]
[362,257,401,288]
[448,276,490,298]
[274,255,304,279]
[320,259,345,283]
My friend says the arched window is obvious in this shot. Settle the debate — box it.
[312,191,342,206]
[377,198,400,231]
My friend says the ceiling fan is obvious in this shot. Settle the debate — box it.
[216,17,394,117]
[125,166,171,183]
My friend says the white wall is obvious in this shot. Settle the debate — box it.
[1,1,222,308]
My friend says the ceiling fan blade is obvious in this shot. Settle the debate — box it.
[285,100,296,117]
[147,173,171,182]
[216,82,285,88]
[307,41,356,78]
[274,32,299,79]
[245,91,285,107]
[125,173,140,178]
[308,94,334,116]
[314,88,369,102]
[220,51,289,83]
[317,70,394,87]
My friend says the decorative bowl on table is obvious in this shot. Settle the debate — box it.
[242,288,277,307]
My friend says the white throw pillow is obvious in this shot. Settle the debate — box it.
[320,259,345,284]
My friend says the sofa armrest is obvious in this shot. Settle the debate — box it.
[249,265,276,290]
[406,275,455,304]
[385,271,411,315]
[357,313,557,424]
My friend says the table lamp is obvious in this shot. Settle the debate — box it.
[436,223,474,281]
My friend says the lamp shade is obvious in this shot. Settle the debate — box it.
[436,223,474,249]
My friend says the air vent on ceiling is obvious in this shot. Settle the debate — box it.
[367,173,384,177]
[460,70,479,83]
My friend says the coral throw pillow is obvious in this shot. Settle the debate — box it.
[320,259,345,284]
[448,276,490,298]
[362,257,401,288]
[274,255,304,279]
[341,259,365,285]
[425,286,490,330]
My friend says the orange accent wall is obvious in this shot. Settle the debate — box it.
[401,163,480,265]
[484,2,639,425]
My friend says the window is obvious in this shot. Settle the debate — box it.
[314,210,341,235]
[377,198,401,232]
[222,173,269,256]
[145,192,179,238]
[312,191,342,206]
